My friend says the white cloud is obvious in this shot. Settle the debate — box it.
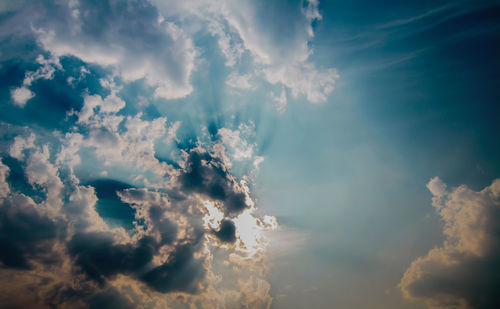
[263,61,339,104]
[25,144,65,216]
[0,161,10,198]
[10,87,34,107]
[10,54,61,107]
[218,125,254,161]
[77,79,126,124]
[9,133,36,160]
[226,72,254,90]
[272,86,288,114]
[399,177,500,309]
[426,176,447,197]
[152,0,339,109]
[212,0,338,106]
[33,1,197,100]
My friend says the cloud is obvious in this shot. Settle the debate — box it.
[0,193,60,269]
[10,55,61,107]
[10,86,35,107]
[226,72,254,90]
[0,124,276,307]
[0,1,281,307]
[32,0,197,100]
[0,162,9,197]
[399,177,500,309]
[152,0,339,108]
[213,219,237,243]
[9,133,35,161]
[179,149,250,216]
[218,126,254,161]
[215,0,338,105]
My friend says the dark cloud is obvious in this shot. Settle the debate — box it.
[69,232,156,284]
[70,228,206,294]
[87,287,136,309]
[213,219,237,243]
[0,194,60,269]
[180,150,248,216]
[140,244,206,293]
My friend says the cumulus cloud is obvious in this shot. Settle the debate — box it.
[214,0,338,105]
[152,0,339,108]
[32,0,197,100]
[218,126,255,161]
[1,1,284,307]
[10,87,35,107]
[399,177,500,309]
[0,129,276,308]
[10,55,61,107]
[0,113,276,308]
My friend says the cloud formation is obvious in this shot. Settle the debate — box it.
[399,177,500,309]
[0,121,276,308]
[0,0,346,307]
[152,0,339,107]
[31,0,197,100]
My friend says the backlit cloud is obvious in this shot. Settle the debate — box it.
[399,177,500,309]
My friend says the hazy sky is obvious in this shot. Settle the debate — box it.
[0,1,499,308]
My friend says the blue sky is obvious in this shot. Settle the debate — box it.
[0,1,499,308]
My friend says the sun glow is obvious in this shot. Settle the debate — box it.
[202,200,224,230]
[202,200,278,257]
[234,210,278,257]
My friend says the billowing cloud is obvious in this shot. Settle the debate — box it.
[0,123,276,308]
[30,0,197,100]
[152,0,339,108]
[0,74,276,307]
[399,177,500,309]
[0,0,350,307]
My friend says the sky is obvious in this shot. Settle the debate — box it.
[0,1,499,309]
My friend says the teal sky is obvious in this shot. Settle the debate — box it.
[0,1,499,308]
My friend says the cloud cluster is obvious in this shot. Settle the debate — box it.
[154,0,339,109]
[214,0,338,106]
[0,121,276,308]
[0,1,345,307]
[29,0,197,100]
[0,46,277,308]
[399,177,500,309]
[7,0,337,112]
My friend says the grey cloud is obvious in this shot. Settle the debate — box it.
[213,219,237,243]
[69,232,156,284]
[179,150,249,216]
[140,244,206,293]
[0,194,60,269]
[87,287,136,309]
